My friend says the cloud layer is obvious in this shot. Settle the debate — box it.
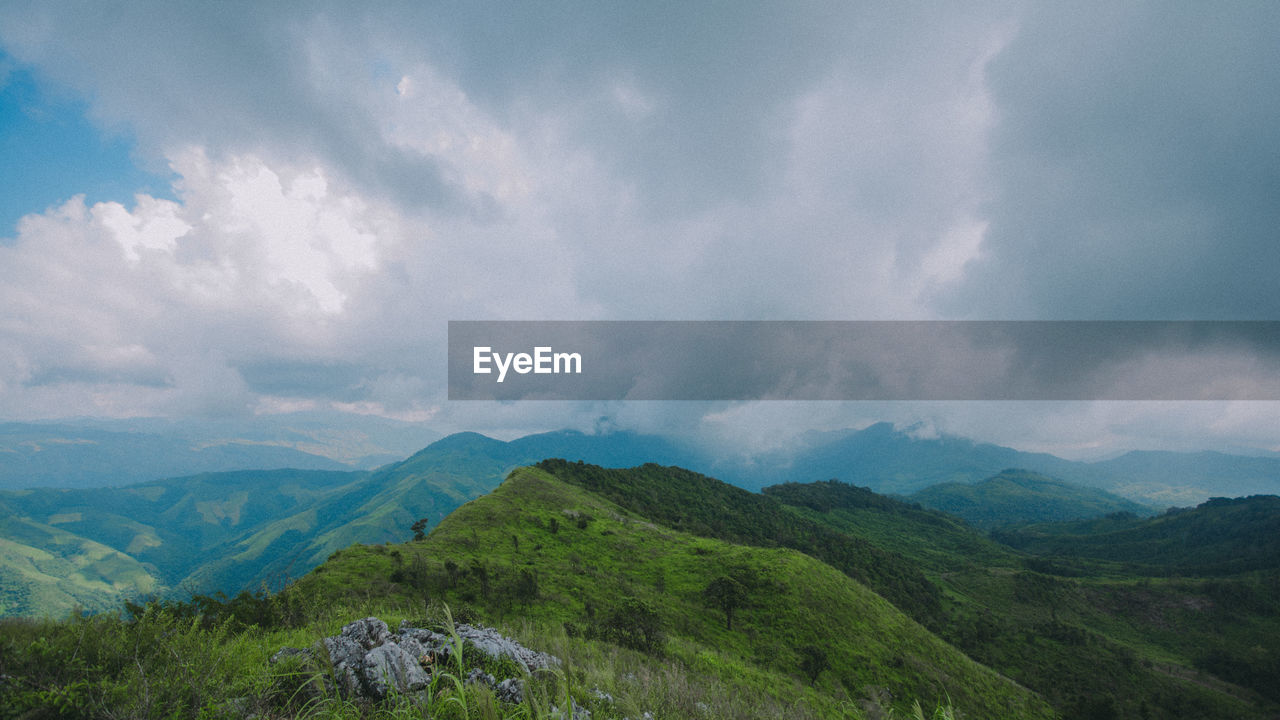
[2,2,1278,455]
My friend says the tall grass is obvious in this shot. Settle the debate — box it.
[1,599,962,719]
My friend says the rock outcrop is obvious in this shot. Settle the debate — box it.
[271,616,560,703]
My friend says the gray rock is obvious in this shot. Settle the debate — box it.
[323,634,367,698]
[455,623,561,671]
[466,667,496,687]
[362,643,431,698]
[495,677,524,704]
[551,699,592,720]
[290,616,561,704]
[591,687,614,703]
[268,646,313,665]
[343,617,391,650]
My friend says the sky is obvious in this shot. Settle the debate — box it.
[2,1,1279,460]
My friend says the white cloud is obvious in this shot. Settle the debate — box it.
[2,2,1279,458]
[0,148,401,416]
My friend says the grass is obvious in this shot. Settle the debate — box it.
[1,597,970,719]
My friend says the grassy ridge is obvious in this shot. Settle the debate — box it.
[765,479,1280,719]
[290,465,1054,719]
[535,460,946,629]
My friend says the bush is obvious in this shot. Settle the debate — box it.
[596,596,665,654]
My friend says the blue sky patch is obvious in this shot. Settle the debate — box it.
[0,55,174,238]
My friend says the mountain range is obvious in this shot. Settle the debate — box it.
[3,430,1278,718]
[5,424,1280,620]
[9,419,1279,510]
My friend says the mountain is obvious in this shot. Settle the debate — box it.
[0,422,354,490]
[11,415,1280,507]
[1070,451,1280,508]
[994,494,1280,575]
[761,478,1020,572]
[0,430,703,618]
[908,469,1154,529]
[6,461,1278,718]
[719,423,1280,506]
[719,422,1083,494]
[762,477,1280,718]
[291,463,1056,719]
[6,422,1280,624]
[0,468,367,616]
[295,463,1278,719]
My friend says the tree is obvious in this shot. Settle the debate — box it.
[800,644,828,686]
[411,518,429,541]
[469,558,489,598]
[515,569,538,606]
[600,596,665,654]
[703,575,747,630]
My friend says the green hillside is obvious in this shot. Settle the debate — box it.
[766,479,1280,719]
[0,437,519,618]
[0,516,160,616]
[994,495,1280,575]
[910,469,1153,529]
[762,479,1019,573]
[5,462,1279,719]
[291,465,1054,719]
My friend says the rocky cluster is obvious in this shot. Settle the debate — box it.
[270,616,559,703]
[271,616,657,718]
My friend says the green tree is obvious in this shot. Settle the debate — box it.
[800,644,828,686]
[599,596,665,654]
[515,569,538,606]
[411,518,429,541]
[469,558,490,599]
[703,575,747,630]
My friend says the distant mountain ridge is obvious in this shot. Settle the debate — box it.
[0,422,353,490]
[908,469,1154,529]
[0,429,699,617]
[7,417,1280,506]
[5,423,1280,618]
[717,422,1280,505]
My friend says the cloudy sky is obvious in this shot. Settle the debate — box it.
[2,1,1279,459]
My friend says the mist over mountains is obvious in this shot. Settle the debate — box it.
[6,418,1280,507]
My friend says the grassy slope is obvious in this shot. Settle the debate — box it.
[765,480,1279,719]
[0,516,160,616]
[534,460,946,629]
[762,479,1020,573]
[292,466,1055,719]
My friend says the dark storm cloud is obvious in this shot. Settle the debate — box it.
[945,2,1280,319]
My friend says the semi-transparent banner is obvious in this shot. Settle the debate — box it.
[447,321,1280,401]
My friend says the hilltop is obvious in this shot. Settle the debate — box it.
[290,464,1054,719]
